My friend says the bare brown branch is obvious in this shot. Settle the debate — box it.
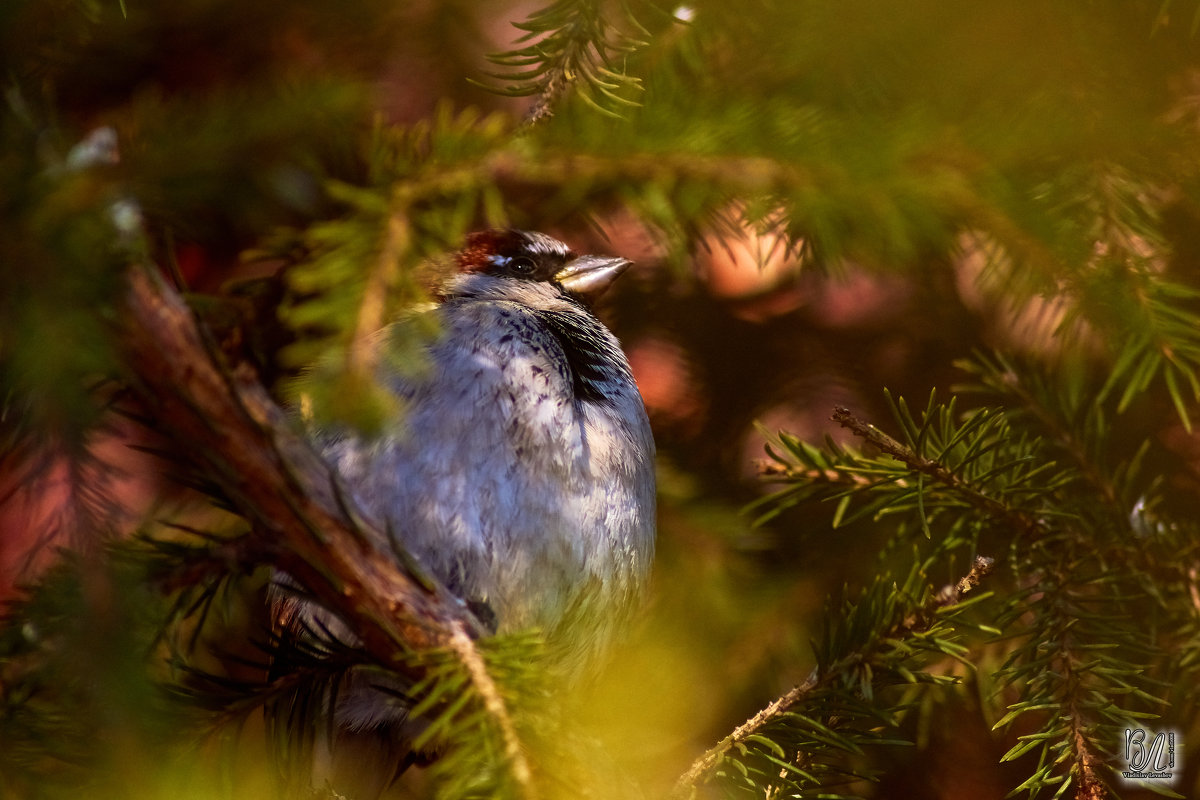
[119,266,484,666]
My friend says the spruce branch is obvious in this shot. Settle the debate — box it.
[955,353,1124,514]
[831,404,1046,538]
[991,548,1161,800]
[672,556,995,799]
[483,0,647,124]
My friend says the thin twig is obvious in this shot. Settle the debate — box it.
[447,622,536,800]
[523,70,570,129]
[671,678,817,799]
[347,212,410,378]
[908,554,996,630]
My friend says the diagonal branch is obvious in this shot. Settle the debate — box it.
[118,266,484,668]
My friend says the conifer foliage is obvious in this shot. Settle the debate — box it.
[2,1,1200,799]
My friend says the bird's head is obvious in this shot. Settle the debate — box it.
[445,229,631,307]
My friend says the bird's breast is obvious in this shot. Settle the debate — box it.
[322,297,654,642]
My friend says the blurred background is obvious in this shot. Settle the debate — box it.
[3,1,1200,798]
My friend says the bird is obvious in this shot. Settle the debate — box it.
[271,229,656,798]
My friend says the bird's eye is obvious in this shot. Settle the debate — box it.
[508,257,536,275]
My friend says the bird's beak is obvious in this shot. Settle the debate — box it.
[554,255,632,300]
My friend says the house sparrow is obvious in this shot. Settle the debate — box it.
[274,229,656,797]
